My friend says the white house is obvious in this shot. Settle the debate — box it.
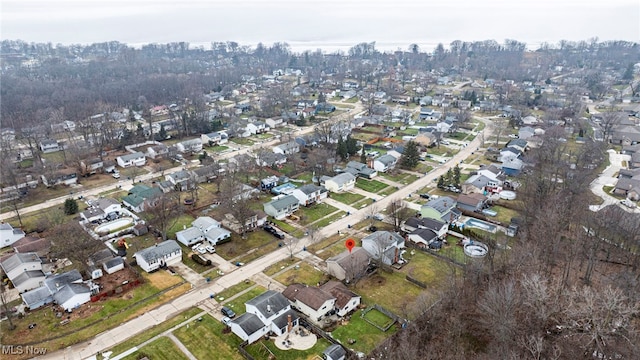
[176,227,205,247]
[263,195,299,220]
[323,173,356,193]
[201,131,228,146]
[265,118,284,128]
[246,121,268,135]
[362,231,405,266]
[39,139,61,153]
[80,198,122,222]
[0,222,26,248]
[0,252,46,293]
[177,216,231,246]
[283,284,336,322]
[117,152,146,168]
[273,141,300,155]
[320,281,361,317]
[372,154,398,173]
[147,144,169,159]
[134,240,182,273]
[401,217,448,238]
[176,138,203,154]
[290,184,328,206]
[41,171,78,187]
[229,290,300,344]
[53,284,91,311]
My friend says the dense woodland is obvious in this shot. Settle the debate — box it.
[2,38,640,358]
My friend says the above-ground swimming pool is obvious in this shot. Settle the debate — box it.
[464,241,488,258]
[499,191,516,200]
[95,217,134,233]
[465,218,498,233]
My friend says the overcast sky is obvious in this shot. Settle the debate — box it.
[2,0,639,52]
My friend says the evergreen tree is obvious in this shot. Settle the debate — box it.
[437,176,445,189]
[400,141,420,169]
[64,198,79,215]
[155,124,167,141]
[453,164,461,186]
[360,145,367,163]
[346,135,359,156]
[318,91,326,104]
[445,168,453,185]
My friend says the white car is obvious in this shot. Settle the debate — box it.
[112,172,121,179]
[221,316,232,325]
[196,246,207,254]
[205,245,216,254]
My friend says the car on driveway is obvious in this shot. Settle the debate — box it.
[205,245,216,254]
[221,306,236,318]
[221,316,232,325]
[196,246,207,254]
[419,193,431,199]
[264,225,285,239]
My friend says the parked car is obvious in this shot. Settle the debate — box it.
[112,172,121,179]
[196,246,207,254]
[373,214,384,221]
[264,225,285,239]
[419,193,431,199]
[205,245,216,254]
[221,316,232,325]
[221,306,236,318]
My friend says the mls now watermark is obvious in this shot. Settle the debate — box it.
[2,345,47,356]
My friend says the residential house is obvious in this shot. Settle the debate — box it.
[263,195,299,220]
[21,269,83,310]
[122,184,162,213]
[201,131,228,146]
[176,227,205,247]
[345,161,378,179]
[614,169,640,200]
[414,132,437,147]
[326,247,371,283]
[190,165,220,184]
[12,236,50,256]
[265,118,284,128]
[507,139,528,152]
[372,154,398,173]
[323,173,356,193]
[80,198,122,222]
[290,184,328,206]
[0,252,46,293]
[407,228,440,248]
[176,138,203,154]
[87,248,124,279]
[362,231,405,266]
[273,141,300,155]
[229,290,300,344]
[518,126,536,140]
[80,158,104,175]
[457,100,472,109]
[401,217,448,238]
[53,283,91,311]
[189,216,231,245]
[463,174,497,195]
[499,147,522,162]
[611,125,640,145]
[320,281,361,317]
[456,193,488,213]
[134,240,182,273]
[323,344,347,360]
[166,170,195,191]
[39,139,62,153]
[1,222,26,248]
[257,152,287,167]
[315,103,336,114]
[116,152,146,168]
[260,176,279,191]
[283,284,336,321]
[246,121,268,135]
[221,211,267,234]
[501,157,524,176]
[41,171,78,187]
[147,144,169,159]
[420,196,460,223]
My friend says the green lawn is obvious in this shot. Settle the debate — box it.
[245,337,332,360]
[298,203,339,225]
[204,145,229,153]
[216,231,277,260]
[378,186,398,197]
[363,308,395,329]
[270,219,297,233]
[294,171,314,183]
[215,280,256,302]
[354,270,423,319]
[328,192,365,205]
[356,179,389,193]
[166,214,196,240]
[263,258,299,276]
[317,242,352,260]
[311,211,346,228]
[332,309,398,354]
[379,172,418,184]
[401,250,458,284]
[108,307,203,357]
[222,286,267,316]
[274,262,327,286]
[122,336,189,360]
[231,138,254,146]
[491,205,521,225]
[173,314,244,360]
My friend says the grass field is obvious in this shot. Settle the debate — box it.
[245,337,332,360]
[363,308,395,329]
[298,203,339,225]
[311,211,346,228]
[356,179,389,193]
[263,258,299,276]
[215,280,256,302]
[329,192,365,205]
[108,307,203,357]
[221,286,267,316]
[354,270,424,319]
[331,309,398,354]
[274,262,327,286]
[122,336,189,360]
[173,314,244,360]
[216,231,277,260]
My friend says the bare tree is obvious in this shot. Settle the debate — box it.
[48,222,104,274]
[144,192,183,241]
[388,198,412,232]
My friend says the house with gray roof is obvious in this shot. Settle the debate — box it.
[263,195,299,220]
[134,240,182,273]
[324,344,347,360]
[21,286,54,310]
[401,217,448,238]
[420,196,461,223]
[323,173,356,193]
[346,161,378,179]
[290,184,328,206]
[53,283,91,311]
[166,170,195,191]
[229,290,300,344]
[326,247,371,283]
[373,154,398,173]
[176,138,203,154]
[177,216,231,246]
[116,152,146,168]
[273,141,300,155]
[0,222,26,248]
[39,139,62,153]
[362,231,406,266]
[0,252,45,292]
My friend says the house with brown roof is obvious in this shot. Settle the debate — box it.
[320,281,361,317]
[456,193,488,213]
[326,247,371,283]
[283,284,336,322]
[12,236,51,256]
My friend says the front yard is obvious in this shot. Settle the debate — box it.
[122,336,188,360]
[297,203,339,225]
[173,314,244,360]
[356,179,389,193]
[274,262,327,286]
[328,192,365,205]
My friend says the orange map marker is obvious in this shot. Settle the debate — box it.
[345,238,355,253]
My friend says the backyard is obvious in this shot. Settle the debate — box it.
[331,309,398,354]
[245,336,333,360]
